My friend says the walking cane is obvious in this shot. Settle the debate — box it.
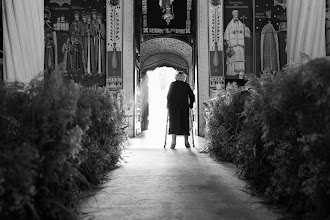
[190,109,195,148]
[164,110,169,148]
[98,24,102,74]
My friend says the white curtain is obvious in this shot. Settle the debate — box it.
[3,0,44,83]
[326,0,330,55]
[287,0,326,63]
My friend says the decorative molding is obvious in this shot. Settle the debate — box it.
[209,0,224,77]
[211,0,221,6]
[50,0,71,7]
[143,53,188,71]
[109,0,119,6]
[106,77,123,88]
[107,0,122,51]
[209,0,223,51]
[142,0,192,34]
[210,76,225,88]
[210,76,225,98]
[107,0,123,89]
[186,0,192,33]
[140,38,192,70]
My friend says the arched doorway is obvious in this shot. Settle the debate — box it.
[139,37,195,135]
[142,66,176,135]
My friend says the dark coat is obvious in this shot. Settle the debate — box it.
[167,81,195,135]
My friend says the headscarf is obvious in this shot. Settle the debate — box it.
[175,71,187,82]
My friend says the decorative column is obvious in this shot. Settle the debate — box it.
[287,0,326,62]
[122,0,135,137]
[106,0,122,89]
[197,0,210,135]
[209,0,225,98]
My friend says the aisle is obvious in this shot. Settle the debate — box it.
[80,131,281,220]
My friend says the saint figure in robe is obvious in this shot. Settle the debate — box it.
[70,11,83,42]
[62,37,72,72]
[82,13,95,75]
[44,29,55,71]
[95,13,106,75]
[71,36,84,74]
[261,10,280,72]
[224,10,251,76]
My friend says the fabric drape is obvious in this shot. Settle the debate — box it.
[287,0,326,63]
[3,0,44,83]
[326,0,330,56]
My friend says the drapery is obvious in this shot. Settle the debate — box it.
[3,0,44,83]
[287,0,326,63]
[326,0,330,55]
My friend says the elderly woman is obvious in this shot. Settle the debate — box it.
[167,71,195,149]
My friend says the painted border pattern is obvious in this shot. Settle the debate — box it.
[142,0,192,34]
[106,0,123,89]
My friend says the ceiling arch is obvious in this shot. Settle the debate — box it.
[140,38,193,71]
[143,53,188,73]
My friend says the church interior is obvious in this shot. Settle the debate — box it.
[2,0,329,137]
[1,1,330,219]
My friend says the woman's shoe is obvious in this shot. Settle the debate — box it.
[185,143,191,148]
[170,144,176,149]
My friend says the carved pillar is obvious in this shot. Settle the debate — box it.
[197,0,210,135]
[122,0,135,137]
[209,0,225,99]
[106,0,123,89]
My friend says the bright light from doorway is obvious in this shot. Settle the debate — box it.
[147,67,177,136]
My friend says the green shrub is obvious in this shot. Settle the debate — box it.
[235,81,272,190]
[204,83,239,161]
[0,73,84,220]
[204,58,330,219]
[265,59,330,218]
[78,87,127,185]
[0,70,127,220]
[204,83,250,162]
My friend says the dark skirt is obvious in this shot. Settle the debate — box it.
[168,106,190,135]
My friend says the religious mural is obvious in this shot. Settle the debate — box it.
[255,0,287,74]
[142,0,192,35]
[223,0,253,80]
[211,0,287,84]
[43,0,288,87]
[44,0,106,86]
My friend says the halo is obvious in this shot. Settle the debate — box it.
[44,9,51,19]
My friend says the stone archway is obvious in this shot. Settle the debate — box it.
[143,53,189,73]
[140,37,193,80]
[139,37,194,132]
